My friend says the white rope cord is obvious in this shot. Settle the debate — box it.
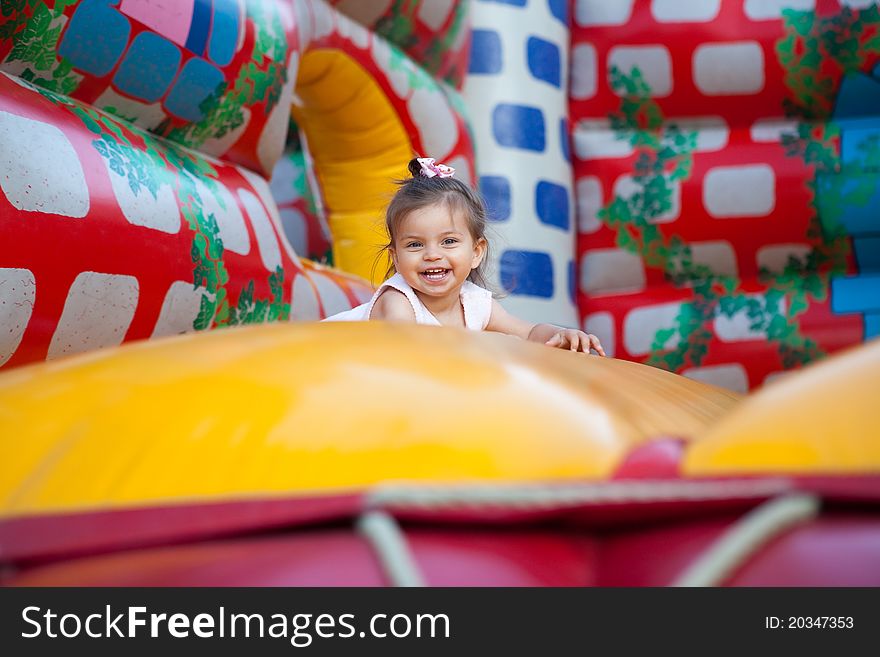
[366,478,793,511]
[356,510,425,587]
[672,493,821,587]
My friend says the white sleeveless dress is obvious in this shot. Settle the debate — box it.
[323,273,493,330]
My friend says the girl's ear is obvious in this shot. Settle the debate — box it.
[389,244,399,270]
[471,237,487,269]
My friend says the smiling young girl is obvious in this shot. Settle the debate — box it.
[325,157,605,355]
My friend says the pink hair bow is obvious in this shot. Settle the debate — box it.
[417,157,455,178]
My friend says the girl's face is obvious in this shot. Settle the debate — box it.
[390,202,486,299]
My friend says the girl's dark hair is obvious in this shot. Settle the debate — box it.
[379,157,492,289]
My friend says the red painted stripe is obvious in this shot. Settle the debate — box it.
[0,492,363,566]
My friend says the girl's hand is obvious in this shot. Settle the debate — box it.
[545,329,606,356]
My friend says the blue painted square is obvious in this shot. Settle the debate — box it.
[492,104,545,151]
[560,117,570,162]
[816,172,880,236]
[209,0,240,66]
[165,57,225,121]
[854,236,880,272]
[113,32,180,102]
[527,36,560,88]
[500,250,554,298]
[479,0,527,6]
[865,313,880,339]
[469,29,503,74]
[480,175,511,222]
[535,180,569,230]
[186,0,213,56]
[548,0,567,25]
[839,118,880,167]
[58,0,131,77]
[831,273,880,314]
[832,73,880,120]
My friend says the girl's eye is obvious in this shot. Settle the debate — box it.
[442,238,458,245]
[406,242,422,248]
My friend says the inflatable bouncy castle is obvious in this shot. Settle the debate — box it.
[1,1,878,586]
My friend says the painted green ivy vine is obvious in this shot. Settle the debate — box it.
[2,0,80,95]
[2,0,293,330]
[375,0,468,86]
[595,5,880,374]
[26,82,289,331]
[167,0,290,148]
[599,65,829,372]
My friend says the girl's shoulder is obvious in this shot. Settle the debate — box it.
[460,280,493,330]
[371,286,414,318]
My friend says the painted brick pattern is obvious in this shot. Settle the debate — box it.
[570,0,872,390]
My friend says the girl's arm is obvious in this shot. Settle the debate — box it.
[484,299,535,339]
[486,300,606,355]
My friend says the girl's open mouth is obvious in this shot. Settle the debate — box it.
[420,268,450,283]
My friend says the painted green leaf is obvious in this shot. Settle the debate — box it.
[194,295,215,330]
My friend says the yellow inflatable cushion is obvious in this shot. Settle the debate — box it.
[684,338,880,475]
[0,323,739,518]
